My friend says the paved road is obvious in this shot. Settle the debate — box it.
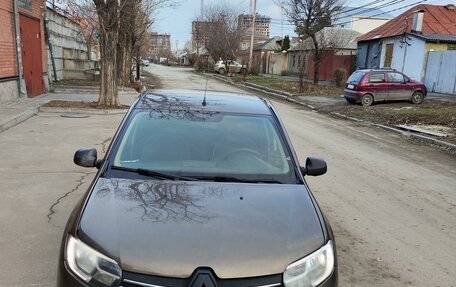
[147,64,456,287]
[0,64,454,286]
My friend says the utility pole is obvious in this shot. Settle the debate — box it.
[281,1,284,38]
[248,0,257,73]
[201,0,204,17]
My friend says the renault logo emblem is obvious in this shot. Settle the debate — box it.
[189,269,218,287]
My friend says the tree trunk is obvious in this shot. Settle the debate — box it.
[136,46,140,80]
[299,62,305,93]
[117,38,133,85]
[94,0,120,107]
[116,0,135,86]
[98,28,119,106]
[312,35,320,85]
[313,52,320,85]
[87,43,92,61]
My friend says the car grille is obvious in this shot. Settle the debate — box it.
[121,270,283,287]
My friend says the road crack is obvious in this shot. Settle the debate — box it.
[99,137,112,154]
[47,172,91,224]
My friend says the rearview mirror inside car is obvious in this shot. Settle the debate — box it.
[74,148,98,168]
[301,157,327,176]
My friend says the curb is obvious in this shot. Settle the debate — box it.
[0,109,38,133]
[210,74,456,153]
[39,106,129,115]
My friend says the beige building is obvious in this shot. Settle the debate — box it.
[149,32,171,57]
[350,16,391,34]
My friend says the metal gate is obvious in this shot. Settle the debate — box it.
[424,51,456,95]
[20,15,45,97]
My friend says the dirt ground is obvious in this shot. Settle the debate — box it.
[319,101,456,144]
[42,100,130,109]
[141,70,162,89]
[53,78,100,86]
[320,101,456,128]
[51,70,161,92]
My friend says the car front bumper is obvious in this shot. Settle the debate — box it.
[58,262,338,287]
[57,260,90,287]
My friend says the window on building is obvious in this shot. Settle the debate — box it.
[448,44,456,50]
[292,55,296,67]
[384,44,394,68]
[298,55,301,66]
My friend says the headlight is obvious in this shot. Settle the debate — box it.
[283,241,334,287]
[66,235,122,287]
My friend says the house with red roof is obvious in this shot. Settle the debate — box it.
[356,4,456,86]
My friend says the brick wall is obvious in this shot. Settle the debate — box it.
[0,0,18,78]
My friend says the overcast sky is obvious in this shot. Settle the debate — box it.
[153,0,448,50]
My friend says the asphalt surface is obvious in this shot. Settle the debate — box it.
[0,63,454,286]
[146,65,456,286]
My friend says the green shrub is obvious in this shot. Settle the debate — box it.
[333,68,346,87]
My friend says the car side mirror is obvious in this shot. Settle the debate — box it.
[74,148,100,168]
[300,157,327,176]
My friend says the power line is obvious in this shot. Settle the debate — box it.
[273,0,428,27]
[334,0,428,26]
[334,0,407,20]
[337,0,391,15]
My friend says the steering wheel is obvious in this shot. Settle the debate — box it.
[221,148,263,160]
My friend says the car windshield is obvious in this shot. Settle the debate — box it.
[111,110,297,183]
[347,71,366,84]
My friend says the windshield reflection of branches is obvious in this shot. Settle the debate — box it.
[96,179,224,223]
[140,95,218,121]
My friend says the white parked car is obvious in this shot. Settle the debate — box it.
[215,60,246,74]
[140,59,150,67]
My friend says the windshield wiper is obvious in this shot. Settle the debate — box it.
[194,176,283,184]
[111,166,197,181]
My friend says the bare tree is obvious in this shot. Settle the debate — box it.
[67,0,98,61]
[92,0,121,106]
[281,0,344,84]
[117,0,163,85]
[294,27,359,91]
[66,0,177,106]
[199,3,244,73]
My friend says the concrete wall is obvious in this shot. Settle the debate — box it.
[379,35,426,81]
[424,50,456,95]
[267,52,288,75]
[0,79,19,104]
[46,7,97,82]
[287,50,310,75]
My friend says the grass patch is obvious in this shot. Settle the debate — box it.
[231,75,343,97]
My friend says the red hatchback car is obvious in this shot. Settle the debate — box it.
[344,69,427,106]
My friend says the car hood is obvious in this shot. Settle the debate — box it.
[78,177,324,279]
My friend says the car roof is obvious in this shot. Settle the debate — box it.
[135,89,272,115]
[356,69,399,73]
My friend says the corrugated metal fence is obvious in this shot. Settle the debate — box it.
[424,51,456,95]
